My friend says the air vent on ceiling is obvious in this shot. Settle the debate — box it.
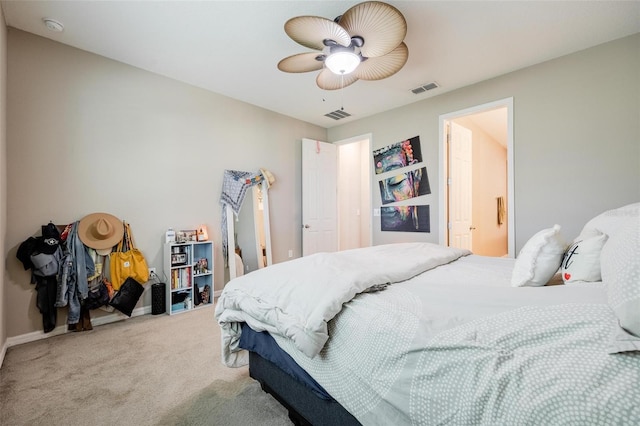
[325,109,352,120]
[411,82,439,94]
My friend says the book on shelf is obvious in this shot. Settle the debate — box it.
[171,268,192,289]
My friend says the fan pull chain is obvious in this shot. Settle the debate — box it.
[340,73,345,111]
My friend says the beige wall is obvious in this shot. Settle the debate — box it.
[328,34,640,251]
[3,28,639,344]
[0,8,7,363]
[5,29,326,338]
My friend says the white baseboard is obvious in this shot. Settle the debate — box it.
[3,305,151,352]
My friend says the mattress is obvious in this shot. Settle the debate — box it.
[238,322,332,400]
[248,350,361,426]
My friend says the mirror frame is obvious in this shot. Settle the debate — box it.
[227,179,272,280]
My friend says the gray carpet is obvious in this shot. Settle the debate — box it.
[0,304,292,425]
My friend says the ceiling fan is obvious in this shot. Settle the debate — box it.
[277,1,409,90]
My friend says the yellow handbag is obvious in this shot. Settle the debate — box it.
[109,222,149,290]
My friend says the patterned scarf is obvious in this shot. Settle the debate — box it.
[220,170,262,265]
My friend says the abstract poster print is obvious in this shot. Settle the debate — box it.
[373,136,422,174]
[378,167,431,205]
[381,205,430,232]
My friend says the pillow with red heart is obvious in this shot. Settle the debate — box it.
[561,232,608,284]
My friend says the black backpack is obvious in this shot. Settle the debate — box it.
[17,223,63,277]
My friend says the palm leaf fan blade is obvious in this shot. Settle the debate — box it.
[285,16,352,51]
[278,53,325,73]
[316,69,359,90]
[354,42,408,80]
[338,1,407,58]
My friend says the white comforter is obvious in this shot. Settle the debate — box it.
[269,255,640,425]
[215,243,470,366]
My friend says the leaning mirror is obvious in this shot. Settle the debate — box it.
[225,171,273,280]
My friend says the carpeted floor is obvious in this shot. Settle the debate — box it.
[0,304,292,425]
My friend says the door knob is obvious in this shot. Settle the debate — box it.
[303,224,310,229]
[469,226,476,230]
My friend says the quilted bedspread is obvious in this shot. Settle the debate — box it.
[269,256,640,425]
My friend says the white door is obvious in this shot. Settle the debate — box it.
[448,122,473,250]
[302,138,338,256]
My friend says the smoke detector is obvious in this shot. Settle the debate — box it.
[43,18,64,32]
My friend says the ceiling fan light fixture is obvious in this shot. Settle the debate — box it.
[279,1,408,89]
[325,51,360,75]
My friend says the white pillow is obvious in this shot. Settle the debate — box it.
[561,232,608,284]
[578,202,639,240]
[511,225,566,287]
[602,219,640,338]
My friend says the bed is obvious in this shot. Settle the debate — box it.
[215,203,640,425]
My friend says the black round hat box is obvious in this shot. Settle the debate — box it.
[151,282,166,315]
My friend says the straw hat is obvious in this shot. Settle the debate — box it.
[78,212,124,251]
[259,168,276,189]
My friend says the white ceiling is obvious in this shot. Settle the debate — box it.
[2,1,639,129]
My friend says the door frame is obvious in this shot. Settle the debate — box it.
[438,97,515,257]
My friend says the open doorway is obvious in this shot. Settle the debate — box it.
[336,136,372,251]
[438,98,514,257]
[301,135,372,256]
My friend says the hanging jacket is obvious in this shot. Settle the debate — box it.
[18,235,62,333]
[73,221,95,300]
[55,225,73,308]
[55,249,72,308]
[36,276,58,333]
[57,221,94,324]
